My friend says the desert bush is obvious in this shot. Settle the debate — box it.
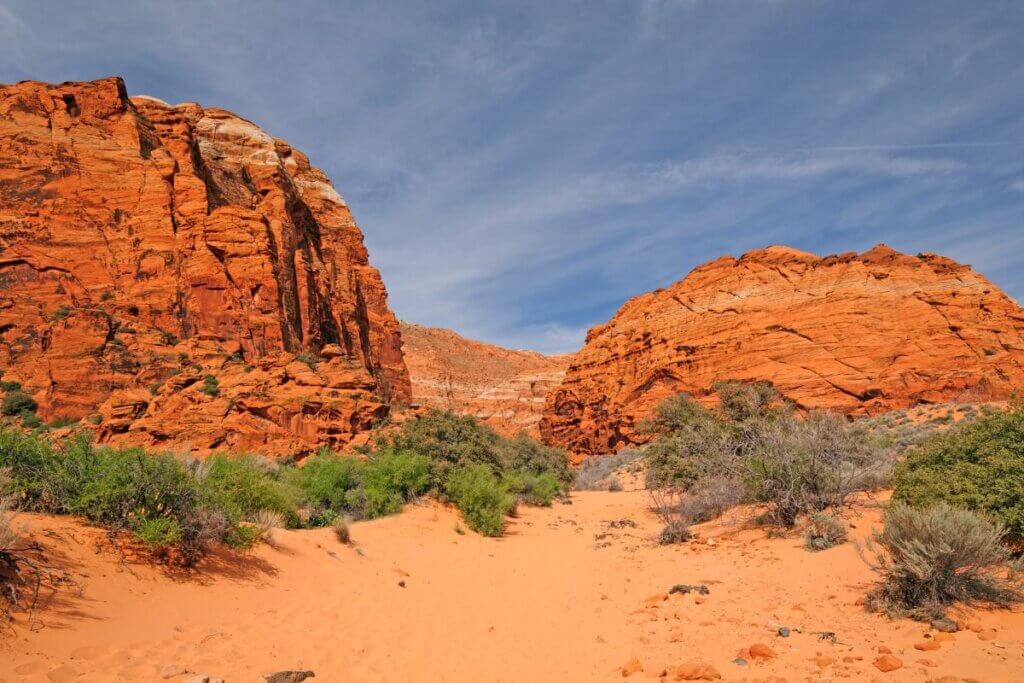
[745,412,880,526]
[642,383,883,528]
[804,512,848,551]
[659,520,691,545]
[503,470,560,506]
[286,451,363,523]
[200,375,220,397]
[499,433,572,486]
[713,380,787,423]
[253,510,285,544]
[382,409,506,488]
[380,409,569,492]
[0,430,288,564]
[355,450,429,519]
[1,390,37,418]
[0,469,18,554]
[643,395,735,491]
[606,477,624,492]
[444,464,514,537]
[649,487,690,545]
[573,449,642,491]
[893,404,1024,539]
[199,454,294,524]
[678,476,747,524]
[333,516,352,544]
[862,502,1023,620]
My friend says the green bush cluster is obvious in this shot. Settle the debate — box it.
[378,409,571,534]
[893,403,1024,539]
[0,409,569,563]
[287,449,430,523]
[1,381,39,428]
[0,433,291,563]
[444,464,515,537]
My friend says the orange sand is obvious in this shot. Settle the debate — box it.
[2,491,1022,682]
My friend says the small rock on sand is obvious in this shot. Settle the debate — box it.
[160,665,190,679]
[914,640,941,651]
[671,662,721,680]
[873,654,903,672]
[264,672,316,683]
[621,658,644,677]
[745,643,776,660]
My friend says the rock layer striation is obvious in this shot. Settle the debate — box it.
[541,245,1024,455]
[400,322,570,437]
[0,77,409,456]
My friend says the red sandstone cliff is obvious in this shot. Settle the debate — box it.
[399,322,570,437]
[541,245,1024,455]
[0,77,409,456]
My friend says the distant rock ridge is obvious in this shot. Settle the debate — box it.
[0,77,409,456]
[540,244,1024,455]
[399,322,570,437]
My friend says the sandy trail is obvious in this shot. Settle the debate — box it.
[2,490,1022,682]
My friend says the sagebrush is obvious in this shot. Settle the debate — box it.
[861,502,1023,620]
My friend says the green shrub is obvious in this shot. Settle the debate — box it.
[1,390,37,417]
[503,470,560,506]
[0,430,289,564]
[804,512,848,551]
[642,395,732,490]
[382,409,505,488]
[200,455,294,524]
[49,306,71,322]
[0,381,22,392]
[893,404,1024,539]
[498,433,571,486]
[19,412,42,429]
[862,502,1023,620]
[0,429,58,503]
[200,375,220,397]
[445,464,514,537]
[134,516,182,551]
[286,452,363,521]
[356,450,429,518]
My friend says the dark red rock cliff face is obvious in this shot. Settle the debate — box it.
[0,77,409,456]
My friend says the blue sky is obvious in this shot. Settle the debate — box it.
[3,1,1023,353]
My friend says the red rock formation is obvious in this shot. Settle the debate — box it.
[0,77,409,456]
[399,322,570,437]
[541,245,1024,455]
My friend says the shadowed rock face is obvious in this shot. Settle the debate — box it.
[0,77,409,457]
[399,322,571,437]
[541,245,1024,456]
